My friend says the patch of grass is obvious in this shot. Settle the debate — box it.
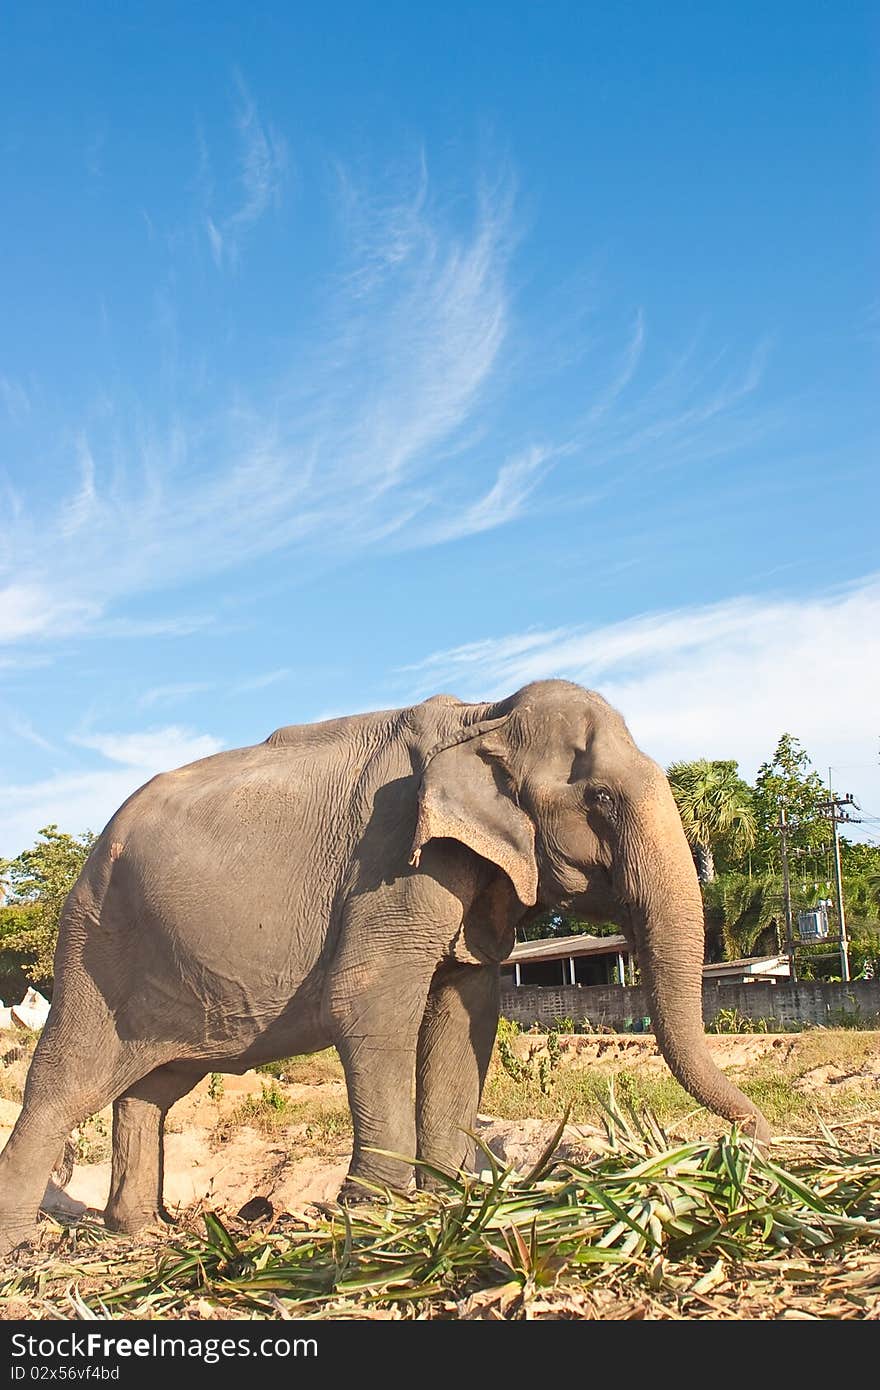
[257,1049,343,1085]
[728,1031,880,1130]
[738,1076,818,1127]
[303,1107,353,1150]
[707,1007,798,1035]
[214,1086,352,1147]
[824,1005,880,1030]
[785,1030,879,1074]
[484,1028,880,1136]
[483,1059,695,1128]
[229,1080,290,1132]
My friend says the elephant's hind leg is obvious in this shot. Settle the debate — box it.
[104,1064,204,1236]
[415,962,500,1186]
[0,990,175,1256]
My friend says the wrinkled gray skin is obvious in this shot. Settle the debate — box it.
[0,681,769,1252]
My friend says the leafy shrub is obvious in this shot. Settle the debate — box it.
[496,1026,563,1094]
[706,1007,798,1035]
[74,1112,111,1165]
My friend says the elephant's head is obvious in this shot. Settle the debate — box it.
[410,679,770,1144]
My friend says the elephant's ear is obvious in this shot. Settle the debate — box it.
[409,717,538,907]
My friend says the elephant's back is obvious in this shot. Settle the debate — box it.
[100,728,368,844]
[72,743,352,986]
[265,707,401,748]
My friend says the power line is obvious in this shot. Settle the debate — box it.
[818,781,861,985]
[778,805,796,981]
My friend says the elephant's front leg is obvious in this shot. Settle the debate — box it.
[331,959,437,1199]
[415,962,500,1186]
[331,849,483,1200]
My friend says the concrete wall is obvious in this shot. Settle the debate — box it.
[500,978,880,1031]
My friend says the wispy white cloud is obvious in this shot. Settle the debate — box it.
[0,768,139,850]
[232,668,290,694]
[1,140,776,661]
[138,682,213,709]
[417,445,552,544]
[71,726,223,770]
[0,582,210,646]
[204,79,288,269]
[0,375,32,422]
[0,584,100,644]
[566,331,773,492]
[0,653,52,673]
[403,575,880,829]
[0,727,225,853]
[585,309,645,423]
[402,627,571,679]
[97,614,216,639]
[335,149,430,296]
[7,716,55,753]
[58,438,98,538]
[1,161,515,649]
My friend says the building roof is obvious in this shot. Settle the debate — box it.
[510,933,628,963]
[703,955,790,979]
[507,935,790,980]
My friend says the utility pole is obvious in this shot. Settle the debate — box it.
[778,805,796,982]
[819,776,860,985]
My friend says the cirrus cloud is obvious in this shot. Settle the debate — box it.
[0,726,224,855]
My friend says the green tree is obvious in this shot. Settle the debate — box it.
[0,901,39,1002]
[703,861,880,975]
[750,734,831,873]
[835,844,880,940]
[0,825,96,986]
[667,759,756,883]
[840,839,880,878]
[703,872,784,960]
[518,909,620,942]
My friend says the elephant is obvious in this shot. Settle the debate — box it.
[0,679,769,1253]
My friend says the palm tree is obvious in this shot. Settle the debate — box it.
[703,872,781,959]
[667,760,757,884]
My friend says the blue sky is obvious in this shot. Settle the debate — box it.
[1,2,878,856]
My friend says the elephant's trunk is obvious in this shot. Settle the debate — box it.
[621,772,770,1145]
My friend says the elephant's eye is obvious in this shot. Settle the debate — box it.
[588,786,615,815]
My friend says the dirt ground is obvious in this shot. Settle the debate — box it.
[1,1030,877,1231]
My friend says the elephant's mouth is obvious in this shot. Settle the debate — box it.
[556,866,619,920]
[449,920,516,966]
